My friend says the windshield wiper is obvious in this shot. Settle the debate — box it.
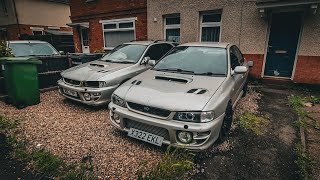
[154,68,195,74]
[196,72,226,76]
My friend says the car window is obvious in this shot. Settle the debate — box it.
[9,43,59,57]
[101,44,147,63]
[161,43,174,54]
[230,46,240,70]
[154,46,227,76]
[144,44,164,61]
[233,46,244,65]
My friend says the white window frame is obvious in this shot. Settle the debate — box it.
[100,17,137,50]
[199,12,222,42]
[164,16,181,42]
[30,27,44,35]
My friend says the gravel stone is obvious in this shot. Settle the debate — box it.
[0,90,163,179]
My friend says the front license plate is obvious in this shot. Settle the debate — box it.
[63,88,77,97]
[128,128,164,146]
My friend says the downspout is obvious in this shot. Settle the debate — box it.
[12,0,21,39]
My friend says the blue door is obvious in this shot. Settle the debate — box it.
[264,12,302,78]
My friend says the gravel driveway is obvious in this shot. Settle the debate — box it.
[0,90,164,179]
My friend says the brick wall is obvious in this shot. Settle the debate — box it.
[70,0,147,53]
[4,24,72,40]
[244,54,264,79]
[293,56,320,85]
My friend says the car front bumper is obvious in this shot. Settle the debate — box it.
[108,102,225,151]
[57,79,118,106]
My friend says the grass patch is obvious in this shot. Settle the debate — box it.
[0,115,97,179]
[238,111,269,136]
[295,143,312,180]
[137,147,195,180]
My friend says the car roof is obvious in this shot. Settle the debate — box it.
[7,40,49,44]
[179,42,231,48]
[124,41,175,46]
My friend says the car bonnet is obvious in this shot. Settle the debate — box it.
[123,70,226,111]
[61,60,133,81]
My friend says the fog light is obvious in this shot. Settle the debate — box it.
[177,131,193,144]
[83,92,91,101]
[113,113,120,124]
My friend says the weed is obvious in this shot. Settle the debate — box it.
[137,147,195,180]
[238,111,269,136]
[32,149,64,176]
[295,143,312,180]
[0,116,18,131]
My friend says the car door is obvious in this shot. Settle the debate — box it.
[229,46,243,103]
[233,46,247,89]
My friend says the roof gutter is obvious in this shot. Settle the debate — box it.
[12,0,21,38]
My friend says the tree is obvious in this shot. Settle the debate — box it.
[0,41,14,57]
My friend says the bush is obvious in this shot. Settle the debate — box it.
[137,147,195,180]
[0,40,14,57]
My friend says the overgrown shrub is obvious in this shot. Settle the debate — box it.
[137,147,195,180]
[0,40,14,57]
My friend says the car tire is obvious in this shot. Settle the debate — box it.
[218,102,233,143]
[242,81,248,97]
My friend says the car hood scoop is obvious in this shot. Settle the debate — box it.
[154,75,191,84]
[61,60,132,81]
[124,70,226,111]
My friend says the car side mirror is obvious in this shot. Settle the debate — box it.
[247,60,254,67]
[59,51,65,55]
[141,56,151,65]
[148,60,156,66]
[233,66,248,75]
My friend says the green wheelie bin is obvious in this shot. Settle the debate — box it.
[0,57,42,108]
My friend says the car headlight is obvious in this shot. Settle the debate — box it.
[173,111,215,123]
[111,94,127,108]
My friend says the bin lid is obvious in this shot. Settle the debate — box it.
[0,57,42,64]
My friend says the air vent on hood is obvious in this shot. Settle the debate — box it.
[187,88,208,94]
[90,63,105,68]
[97,70,108,73]
[155,76,189,84]
[131,80,142,85]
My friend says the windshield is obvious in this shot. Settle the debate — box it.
[9,43,59,57]
[153,46,227,76]
[101,44,147,63]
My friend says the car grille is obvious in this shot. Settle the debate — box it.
[127,102,171,117]
[124,119,170,140]
[63,78,81,86]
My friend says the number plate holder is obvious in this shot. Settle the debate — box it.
[128,128,164,146]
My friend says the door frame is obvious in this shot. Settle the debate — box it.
[80,27,90,53]
[261,9,305,80]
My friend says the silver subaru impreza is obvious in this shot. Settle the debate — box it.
[109,42,250,150]
[58,41,175,106]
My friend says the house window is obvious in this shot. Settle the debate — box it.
[32,30,44,35]
[0,0,8,14]
[200,12,222,42]
[101,18,136,49]
[30,27,44,35]
[164,16,180,42]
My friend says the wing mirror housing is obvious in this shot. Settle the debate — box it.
[59,51,65,55]
[141,56,150,65]
[148,60,156,66]
[233,66,248,75]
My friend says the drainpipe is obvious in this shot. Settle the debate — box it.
[12,0,21,39]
